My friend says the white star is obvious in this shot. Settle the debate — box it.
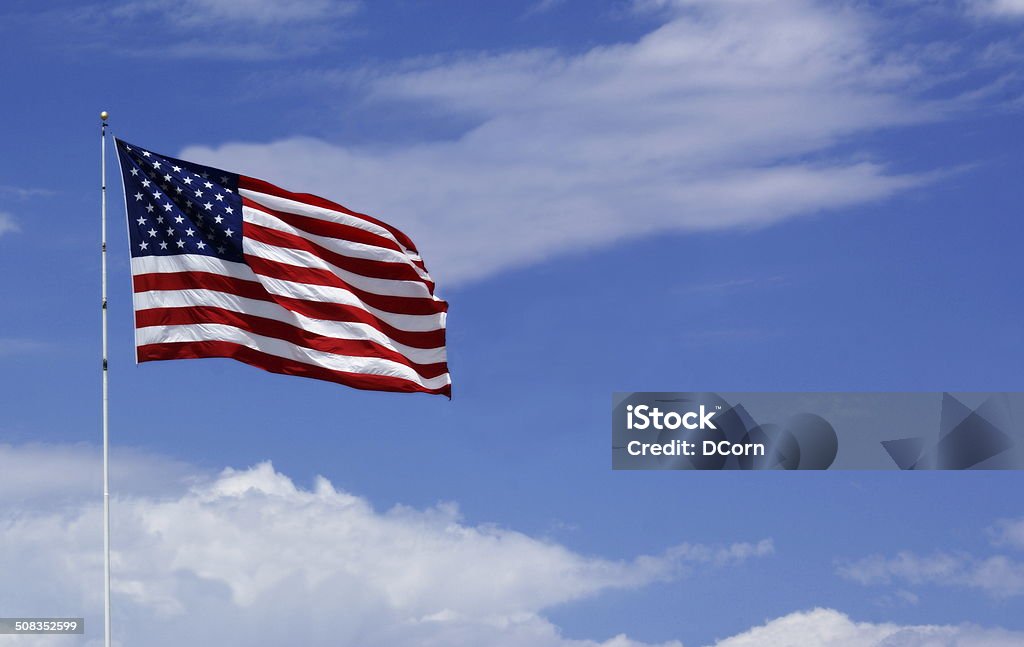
[197,241,206,250]
[159,241,168,250]
[174,215,184,224]
[175,186,183,194]
[166,227,175,236]
[134,192,143,201]
[163,203,173,212]
[176,239,185,248]
[136,216,146,225]
[183,177,193,185]
[223,228,234,237]
[148,229,157,237]
[152,191,162,200]
[195,189,203,197]
[185,227,195,236]
[145,204,155,213]
[214,193,224,201]
[156,215,165,224]
[163,174,172,182]
[141,179,151,188]
[152,161,161,169]
[141,151,151,157]
[130,168,139,177]
[203,202,213,211]
[172,165,182,173]
[203,181,213,189]
[214,215,224,224]
[224,187,233,193]
[224,206,234,214]
[139,241,148,250]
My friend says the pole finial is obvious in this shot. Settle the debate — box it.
[100,111,109,122]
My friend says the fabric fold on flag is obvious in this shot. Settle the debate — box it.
[114,138,450,397]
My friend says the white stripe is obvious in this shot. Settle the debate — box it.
[240,188,423,262]
[137,324,451,390]
[252,274,444,332]
[243,205,432,282]
[243,237,437,300]
[132,254,254,278]
[135,289,446,364]
[131,255,446,333]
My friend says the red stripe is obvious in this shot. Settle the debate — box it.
[133,271,446,349]
[244,197,406,256]
[239,176,420,255]
[138,340,451,397]
[243,201,435,291]
[244,253,445,316]
[136,306,449,380]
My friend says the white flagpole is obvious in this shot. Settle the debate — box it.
[100,110,112,647]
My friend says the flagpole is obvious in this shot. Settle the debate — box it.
[100,110,112,647]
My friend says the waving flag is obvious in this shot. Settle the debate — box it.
[114,139,450,397]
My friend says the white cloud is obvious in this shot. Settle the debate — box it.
[112,0,358,27]
[837,551,1024,599]
[99,0,360,59]
[0,212,17,236]
[967,0,1024,18]
[0,338,49,356]
[708,608,1024,647]
[838,518,1024,600]
[0,442,200,504]
[181,0,946,286]
[1,443,1021,646]
[990,517,1024,550]
[0,444,766,646]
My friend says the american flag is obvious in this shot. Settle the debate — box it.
[114,138,451,397]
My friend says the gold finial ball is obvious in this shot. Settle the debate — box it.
[100,111,109,121]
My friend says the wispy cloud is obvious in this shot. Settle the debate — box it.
[0,213,18,237]
[185,0,955,285]
[990,517,1024,550]
[0,338,48,355]
[524,0,568,18]
[838,551,1024,599]
[838,517,1024,599]
[0,184,54,199]
[35,0,363,60]
[110,0,359,27]
[966,0,1024,18]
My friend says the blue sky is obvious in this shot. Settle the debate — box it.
[0,1,1023,645]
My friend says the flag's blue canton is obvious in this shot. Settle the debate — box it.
[116,139,243,262]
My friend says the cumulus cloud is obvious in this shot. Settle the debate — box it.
[182,0,947,285]
[2,443,1022,646]
[709,608,1024,647]
[0,444,767,646]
